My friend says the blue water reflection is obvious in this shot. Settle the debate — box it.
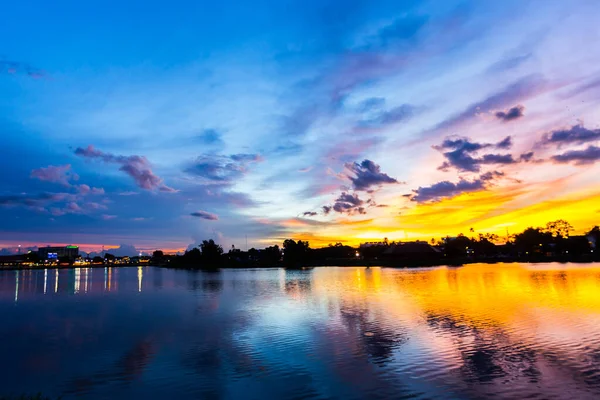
[1,264,600,399]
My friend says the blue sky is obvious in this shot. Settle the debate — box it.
[2,0,600,253]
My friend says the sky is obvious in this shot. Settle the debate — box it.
[1,0,600,253]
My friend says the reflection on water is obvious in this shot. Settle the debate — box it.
[1,264,600,399]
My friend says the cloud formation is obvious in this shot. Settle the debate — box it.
[435,136,517,172]
[190,210,219,220]
[539,124,600,148]
[495,105,525,121]
[30,165,78,186]
[551,145,600,165]
[75,145,175,192]
[411,171,504,203]
[186,153,263,184]
[332,192,366,215]
[345,159,399,191]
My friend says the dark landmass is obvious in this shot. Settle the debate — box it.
[2,220,599,270]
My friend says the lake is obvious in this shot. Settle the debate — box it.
[1,264,600,399]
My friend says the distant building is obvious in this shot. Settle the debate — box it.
[38,245,79,261]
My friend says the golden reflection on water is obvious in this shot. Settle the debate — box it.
[315,263,600,316]
[312,263,600,351]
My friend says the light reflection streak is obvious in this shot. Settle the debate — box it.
[55,269,58,293]
[14,270,19,303]
[43,269,47,295]
[138,266,143,292]
[74,269,80,294]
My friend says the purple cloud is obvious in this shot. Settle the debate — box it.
[495,105,525,122]
[411,172,503,203]
[186,153,263,184]
[75,145,176,192]
[345,159,399,191]
[77,184,105,195]
[303,211,318,217]
[30,165,78,186]
[551,145,600,165]
[435,136,516,172]
[190,210,219,220]
[539,124,600,148]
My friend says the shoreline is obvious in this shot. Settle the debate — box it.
[2,255,599,272]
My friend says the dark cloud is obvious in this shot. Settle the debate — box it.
[411,172,503,203]
[551,145,600,166]
[480,153,516,164]
[324,192,368,215]
[435,136,516,172]
[303,211,318,217]
[336,192,363,206]
[519,152,535,162]
[494,105,525,122]
[538,124,600,148]
[345,159,399,191]
[190,210,219,221]
[0,58,46,79]
[496,136,513,149]
[185,153,263,184]
[75,145,176,192]
[30,165,79,186]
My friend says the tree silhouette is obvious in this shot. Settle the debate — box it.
[514,227,553,254]
[200,239,224,266]
[152,250,164,259]
[283,239,310,266]
[545,219,574,238]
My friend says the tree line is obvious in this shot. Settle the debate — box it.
[154,220,599,269]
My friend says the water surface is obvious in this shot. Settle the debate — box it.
[1,264,600,399]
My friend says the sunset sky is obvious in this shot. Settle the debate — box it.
[1,0,600,253]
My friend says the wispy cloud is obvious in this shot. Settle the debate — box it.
[75,145,176,192]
